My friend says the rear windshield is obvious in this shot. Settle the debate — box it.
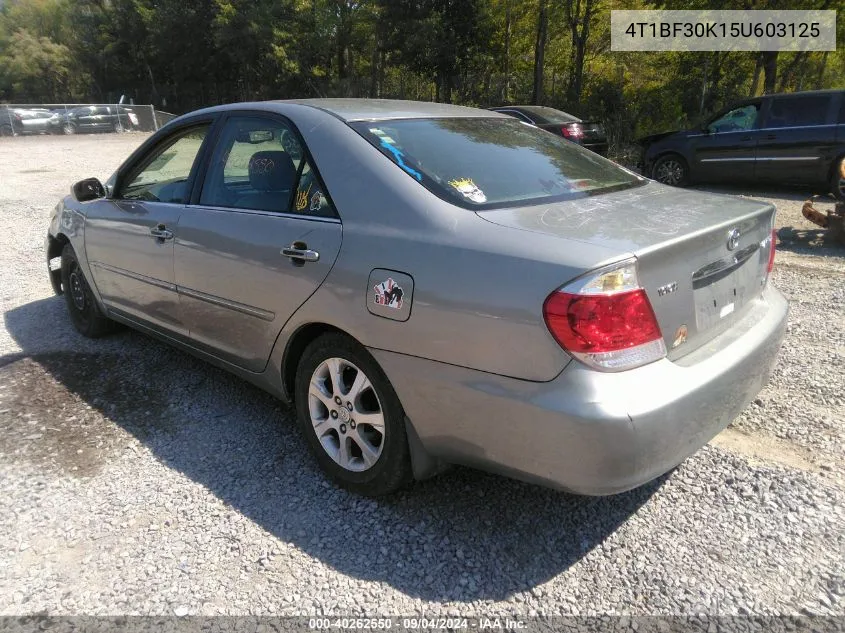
[517,106,579,124]
[351,118,642,209]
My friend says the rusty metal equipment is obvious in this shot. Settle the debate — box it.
[802,195,845,246]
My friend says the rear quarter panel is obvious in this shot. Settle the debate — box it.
[275,105,629,382]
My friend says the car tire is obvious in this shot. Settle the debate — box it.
[60,244,116,338]
[0,124,16,137]
[113,121,124,133]
[831,156,845,202]
[62,123,76,135]
[294,332,412,496]
[652,154,689,187]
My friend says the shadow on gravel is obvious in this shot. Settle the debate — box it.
[776,226,845,258]
[4,297,663,602]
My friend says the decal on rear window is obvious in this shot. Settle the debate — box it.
[295,182,312,211]
[310,191,324,211]
[448,177,487,203]
[379,140,422,182]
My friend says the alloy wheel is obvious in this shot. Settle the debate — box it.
[308,357,385,472]
[654,159,684,186]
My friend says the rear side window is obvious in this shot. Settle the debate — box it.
[351,118,642,209]
[497,109,534,124]
[200,115,335,217]
[767,95,832,128]
[520,106,580,124]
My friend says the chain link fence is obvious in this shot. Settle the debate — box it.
[0,103,176,137]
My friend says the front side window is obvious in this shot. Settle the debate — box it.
[351,118,642,209]
[200,116,334,217]
[708,104,759,133]
[767,95,832,128]
[118,125,210,203]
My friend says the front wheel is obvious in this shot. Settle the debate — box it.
[294,333,412,496]
[652,154,689,187]
[60,244,116,338]
[62,122,76,135]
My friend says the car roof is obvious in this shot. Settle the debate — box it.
[184,99,510,123]
[764,88,844,97]
[280,98,508,122]
[491,105,580,122]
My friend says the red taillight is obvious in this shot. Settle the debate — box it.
[767,229,776,273]
[543,261,667,371]
[544,289,662,354]
[561,123,583,139]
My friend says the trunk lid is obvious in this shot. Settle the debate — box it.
[477,182,776,359]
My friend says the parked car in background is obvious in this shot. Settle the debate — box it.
[641,89,845,200]
[47,99,786,497]
[0,106,23,136]
[0,107,63,136]
[490,105,608,156]
[59,105,139,134]
[17,108,62,135]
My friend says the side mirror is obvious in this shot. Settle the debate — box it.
[72,178,106,202]
[700,124,711,134]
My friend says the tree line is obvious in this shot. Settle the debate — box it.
[0,0,842,148]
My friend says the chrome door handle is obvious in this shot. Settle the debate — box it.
[281,247,320,263]
[150,225,174,241]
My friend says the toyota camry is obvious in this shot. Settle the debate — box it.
[46,99,787,496]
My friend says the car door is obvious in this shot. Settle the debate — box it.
[174,113,342,372]
[755,92,838,185]
[74,106,99,132]
[83,121,213,335]
[690,101,762,183]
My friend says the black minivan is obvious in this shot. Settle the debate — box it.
[641,89,845,199]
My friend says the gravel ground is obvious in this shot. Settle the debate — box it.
[0,135,843,618]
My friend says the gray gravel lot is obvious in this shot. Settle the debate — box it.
[0,134,843,617]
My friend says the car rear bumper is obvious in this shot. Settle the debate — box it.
[372,283,788,495]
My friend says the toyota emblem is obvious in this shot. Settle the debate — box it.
[726,228,740,251]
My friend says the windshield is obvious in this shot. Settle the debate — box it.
[351,118,643,209]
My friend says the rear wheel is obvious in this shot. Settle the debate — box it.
[294,333,412,496]
[112,121,124,133]
[652,154,689,187]
[63,122,76,135]
[0,124,14,137]
[61,244,116,338]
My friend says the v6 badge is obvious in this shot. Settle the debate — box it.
[367,269,414,322]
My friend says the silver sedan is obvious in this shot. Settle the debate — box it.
[46,99,788,496]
